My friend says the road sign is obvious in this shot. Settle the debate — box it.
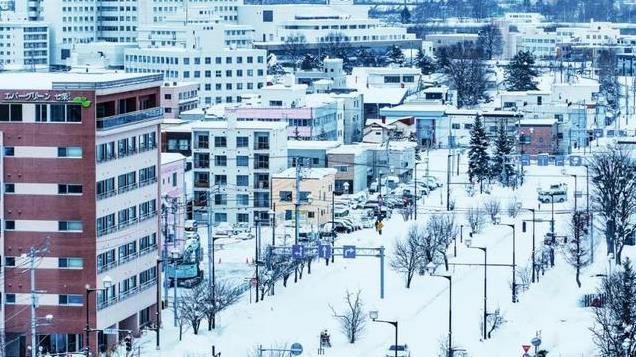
[537,155,549,166]
[523,354,531,357]
[594,128,604,138]
[554,155,565,166]
[290,342,303,356]
[291,244,305,260]
[318,244,332,259]
[569,155,582,166]
[531,337,542,347]
[103,328,119,335]
[521,154,530,166]
[522,345,531,353]
[343,245,356,259]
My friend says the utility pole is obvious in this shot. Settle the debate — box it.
[294,159,303,282]
[162,201,169,306]
[28,243,48,357]
[172,197,178,249]
[331,193,335,264]
[207,191,213,287]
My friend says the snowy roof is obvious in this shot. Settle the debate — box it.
[287,140,341,150]
[520,118,557,126]
[446,109,479,116]
[422,86,449,93]
[305,93,337,107]
[327,144,368,155]
[360,88,407,105]
[273,168,337,179]
[0,71,159,90]
[163,118,187,125]
[161,152,187,165]
[192,120,287,130]
[365,120,394,129]
[381,103,451,113]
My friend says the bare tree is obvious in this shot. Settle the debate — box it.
[477,23,503,60]
[466,206,486,233]
[248,344,290,357]
[485,308,506,338]
[201,279,245,330]
[483,198,501,224]
[178,285,206,335]
[330,290,366,344]
[598,49,620,112]
[282,33,307,71]
[590,145,636,263]
[425,214,458,271]
[391,225,426,288]
[439,43,490,108]
[506,197,521,218]
[563,210,592,288]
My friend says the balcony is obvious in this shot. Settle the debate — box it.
[194,180,209,188]
[96,107,163,130]
[97,225,117,237]
[139,244,158,257]
[139,211,158,222]
[97,296,118,310]
[118,218,138,230]
[96,189,116,201]
[97,154,117,164]
[120,252,139,265]
[254,181,269,190]
[118,182,138,194]
[139,177,157,188]
[139,143,158,153]
[97,261,118,274]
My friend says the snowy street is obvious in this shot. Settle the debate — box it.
[137,149,605,356]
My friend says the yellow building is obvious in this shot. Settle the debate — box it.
[272,168,336,228]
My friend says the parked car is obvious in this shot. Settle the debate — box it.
[236,231,255,240]
[214,223,234,236]
[184,219,198,232]
[386,344,411,357]
[341,217,362,230]
[323,221,352,234]
[337,219,357,232]
[538,183,568,203]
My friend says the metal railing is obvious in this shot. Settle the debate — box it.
[139,177,157,188]
[97,107,163,130]
[96,189,116,201]
[119,251,139,264]
[139,245,158,257]
[139,211,158,222]
[97,225,117,237]
[118,182,138,194]
[97,260,117,273]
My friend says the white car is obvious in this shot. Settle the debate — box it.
[386,344,411,357]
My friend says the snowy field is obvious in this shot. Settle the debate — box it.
[135,148,614,356]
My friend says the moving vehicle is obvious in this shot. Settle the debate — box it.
[538,183,568,203]
[386,344,411,357]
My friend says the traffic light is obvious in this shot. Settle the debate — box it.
[124,334,132,352]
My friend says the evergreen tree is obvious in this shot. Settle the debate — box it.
[416,51,436,75]
[592,259,636,356]
[491,124,515,187]
[468,115,490,192]
[400,6,411,24]
[504,51,539,91]
[387,45,405,66]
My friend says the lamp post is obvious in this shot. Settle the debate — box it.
[568,173,578,213]
[369,310,398,357]
[29,314,53,357]
[426,262,452,357]
[255,219,262,303]
[85,276,113,357]
[522,208,537,283]
[414,162,420,220]
[446,153,452,211]
[464,236,487,340]
[497,223,517,303]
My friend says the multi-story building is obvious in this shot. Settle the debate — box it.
[124,21,267,106]
[236,3,417,51]
[160,81,200,119]
[0,71,163,356]
[272,168,336,228]
[0,15,49,70]
[326,144,368,194]
[161,153,187,245]
[191,114,287,225]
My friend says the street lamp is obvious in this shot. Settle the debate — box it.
[496,223,517,303]
[426,262,452,357]
[464,235,487,341]
[85,276,113,357]
[169,249,180,327]
[29,314,54,357]
[369,310,399,357]
[414,162,421,220]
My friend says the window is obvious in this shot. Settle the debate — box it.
[214,194,227,205]
[464,123,473,129]
[58,147,82,158]
[4,147,14,156]
[237,156,249,167]
[4,183,14,193]
[164,94,172,100]
[5,294,15,304]
[285,210,292,220]
[280,191,292,202]
[236,175,249,186]
[384,76,400,83]
[215,155,227,167]
[5,257,15,267]
[58,184,82,194]
[194,153,209,169]
[237,137,249,148]
[214,213,227,222]
[237,213,249,223]
[214,175,227,186]
[237,194,249,206]
[335,165,348,172]
[451,123,460,129]
[402,75,415,83]
[59,294,83,305]
[58,257,83,268]
[172,172,177,187]
[59,221,82,231]
[214,137,227,148]
[0,104,22,121]
[299,191,311,202]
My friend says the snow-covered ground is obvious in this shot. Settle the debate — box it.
[129,148,618,356]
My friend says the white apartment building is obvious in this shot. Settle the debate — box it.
[137,1,243,25]
[515,29,558,59]
[191,115,287,225]
[0,15,49,70]
[350,66,422,92]
[236,4,417,50]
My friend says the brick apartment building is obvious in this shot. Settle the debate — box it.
[0,71,163,356]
